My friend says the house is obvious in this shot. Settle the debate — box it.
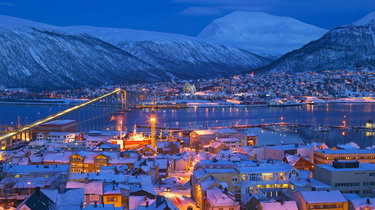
[138,145,157,156]
[144,195,178,210]
[171,153,190,172]
[282,154,315,171]
[16,187,56,210]
[66,180,103,205]
[205,187,240,210]
[17,187,85,210]
[348,198,375,210]
[257,200,298,210]
[208,141,229,154]
[292,190,348,210]
[156,141,180,155]
[103,184,123,208]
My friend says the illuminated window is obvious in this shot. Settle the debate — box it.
[15,174,20,178]
[262,173,273,181]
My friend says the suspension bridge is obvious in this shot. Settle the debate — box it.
[0,88,132,150]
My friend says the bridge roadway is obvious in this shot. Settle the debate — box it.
[0,88,124,148]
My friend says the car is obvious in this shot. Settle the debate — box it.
[165,187,171,192]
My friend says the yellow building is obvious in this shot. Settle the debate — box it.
[292,190,348,210]
[191,168,241,209]
[103,186,122,207]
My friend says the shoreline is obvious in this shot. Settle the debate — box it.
[1,98,375,107]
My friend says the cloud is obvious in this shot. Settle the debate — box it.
[179,6,223,16]
[0,1,15,7]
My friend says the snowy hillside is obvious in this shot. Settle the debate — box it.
[258,11,375,72]
[0,15,270,89]
[198,11,327,58]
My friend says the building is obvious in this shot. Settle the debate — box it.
[36,132,76,143]
[205,187,240,210]
[66,181,103,205]
[190,130,217,146]
[240,162,300,201]
[35,120,77,133]
[156,141,180,155]
[283,154,315,171]
[17,188,84,210]
[217,138,243,152]
[246,132,258,146]
[264,144,315,161]
[292,190,348,210]
[314,149,375,164]
[313,160,375,196]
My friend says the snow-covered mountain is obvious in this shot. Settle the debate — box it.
[0,15,270,89]
[257,11,375,72]
[198,11,327,58]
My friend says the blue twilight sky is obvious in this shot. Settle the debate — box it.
[1,0,375,36]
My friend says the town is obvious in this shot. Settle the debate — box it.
[2,69,375,108]
[0,98,375,210]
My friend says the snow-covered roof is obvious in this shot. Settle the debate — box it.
[41,188,84,210]
[206,187,237,207]
[66,181,103,195]
[316,162,375,172]
[316,149,375,154]
[4,164,70,174]
[299,190,347,204]
[349,198,375,209]
[193,130,216,135]
[240,162,294,174]
[260,200,298,210]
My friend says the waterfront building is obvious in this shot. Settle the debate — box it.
[35,120,77,133]
[313,160,375,196]
[314,149,375,164]
[36,132,76,143]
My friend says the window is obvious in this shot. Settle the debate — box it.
[232,177,238,182]
[107,197,117,202]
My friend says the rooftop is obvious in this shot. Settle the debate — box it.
[316,149,375,154]
[316,162,375,172]
[299,190,347,204]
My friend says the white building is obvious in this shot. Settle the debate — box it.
[36,132,76,144]
[240,162,300,201]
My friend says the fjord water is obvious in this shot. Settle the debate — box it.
[1,103,375,147]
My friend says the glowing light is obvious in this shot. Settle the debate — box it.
[150,117,156,122]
